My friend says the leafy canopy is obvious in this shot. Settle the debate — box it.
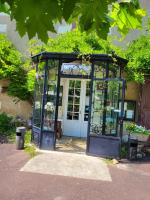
[0,0,146,42]
[29,30,111,55]
[125,35,150,83]
[0,34,31,100]
[27,30,113,92]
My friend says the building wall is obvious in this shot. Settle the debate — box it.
[0,80,32,119]
[0,93,32,119]
[125,82,140,101]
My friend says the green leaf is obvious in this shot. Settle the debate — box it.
[63,0,77,21]
[111,2,146,37]
[0,0,145,42]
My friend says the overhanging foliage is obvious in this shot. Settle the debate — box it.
[0,0,146,42]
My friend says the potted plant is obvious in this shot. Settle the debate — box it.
[126,123,150,142]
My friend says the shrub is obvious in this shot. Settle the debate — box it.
[0,112,13,133]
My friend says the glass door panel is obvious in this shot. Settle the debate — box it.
[33,61,45,128]
[63,80,82,137]
[43,60,58,131]
[90,80,123,136]
[67,80,81,120]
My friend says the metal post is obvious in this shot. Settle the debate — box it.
[86,61,94,153]
[102,61,109,135]
[119,79,126,141]
[39,59,48,148]
[31,62,39,144]
[54,59,61,149]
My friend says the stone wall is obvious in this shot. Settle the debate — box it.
[0,80,32,119]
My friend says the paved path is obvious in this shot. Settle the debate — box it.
[0,144,150,200]
[21,151,111,181]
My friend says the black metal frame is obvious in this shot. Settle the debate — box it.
[31,52,127,157]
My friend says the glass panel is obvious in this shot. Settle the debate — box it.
[73,113,79,120]
[67,80,81,120]
[90,80,123,136]
[109,62,120,78]
[69,88,74,96]
[119,100,136,121]
[74,97,80,104]
[61,62,91,76]
[75,80,81,88]
[74,105,79,112]
[43,59,59,131]
[67,112,73,120]
[94,61,106,78]
[33,61,45,128]
[69,80,75,88]
[67,104,73,112]
[86,81,90,96]
[75,89,80,96]
[68,96,73,104]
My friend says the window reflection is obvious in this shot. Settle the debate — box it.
[43,60,59,131]
[33,61,45,128]
[90,80,123,136]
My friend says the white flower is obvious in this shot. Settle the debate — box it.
[35,101,40,109]
[45,102,54,112]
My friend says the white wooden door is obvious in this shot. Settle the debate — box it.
[63,79,90,138]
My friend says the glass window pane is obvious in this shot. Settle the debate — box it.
[73,113,79,120]
[67,112,73,120]
[75,89,80,96]
[74,105,79,112]
[67,80,81,121]
[74,97,80,104]
[89,80,123,136]
[33,61,45,128]
[61,63,91,76]
[69,88,74,96]
[68,96,73,104]
[69,80,75,88]
[75,80,81,88]
[43,59,58,131]
[94,62,106,78]
[68,104,73,112]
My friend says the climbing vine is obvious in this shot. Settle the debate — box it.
[125,35,150,83]
[0,34,31,100]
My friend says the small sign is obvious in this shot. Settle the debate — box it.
[61,63,91,75]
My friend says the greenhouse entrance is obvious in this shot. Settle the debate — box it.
[62,79,90,138]
[31,52,127,158]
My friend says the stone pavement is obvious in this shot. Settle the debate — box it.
[0,144,150,200]
[21,151,111,181]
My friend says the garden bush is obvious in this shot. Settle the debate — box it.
[0,112,15,143]
[0,112,14,133]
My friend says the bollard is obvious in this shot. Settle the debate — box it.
[16,127,26,150]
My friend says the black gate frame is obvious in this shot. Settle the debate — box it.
[31,52,127,158]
